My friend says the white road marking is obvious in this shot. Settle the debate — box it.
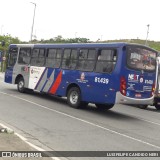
[1,91,160,150]
[136,117,160,126]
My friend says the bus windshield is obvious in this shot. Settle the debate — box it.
[126,46,157,72]
[8,47,18,67]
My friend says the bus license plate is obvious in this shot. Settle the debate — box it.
[135,93,141,98]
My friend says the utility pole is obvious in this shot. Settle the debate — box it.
[75,32,77,38]
[30,2,36,43]
[145,24,150,46]
[1,25,3,35]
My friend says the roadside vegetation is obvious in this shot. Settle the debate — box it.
[1,35,160,51]
[105,39,160,51]
[0,35,160,72]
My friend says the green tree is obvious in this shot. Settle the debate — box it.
[0,35,21,51]
[0,35,21,72]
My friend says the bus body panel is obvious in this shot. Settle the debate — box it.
[125,71,155,99]
[23,67,118,104]
[13,64,30,87]
[28,66,46,90]
[57,70,118,104]
[5,66,13,84]
[27,67,62,93]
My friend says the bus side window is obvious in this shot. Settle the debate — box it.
[95,49,117,73]
[45,49,62,68]
[39,49,45,66]
[18,48,31,64]
[62,49,78,70]
[46,49,56,67]
[70,49,78,69]
[56,49,62,67]
[62,49,71,69]
[30,48,45,66]
[77,49,96,71]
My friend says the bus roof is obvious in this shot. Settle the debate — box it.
[9,43,157,52]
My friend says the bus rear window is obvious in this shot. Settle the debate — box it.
[126,46,156,71]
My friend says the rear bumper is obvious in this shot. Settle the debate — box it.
[115,92,154,105]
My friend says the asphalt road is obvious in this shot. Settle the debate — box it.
[0,74,160,160]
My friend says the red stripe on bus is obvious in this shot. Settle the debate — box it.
[49,71,62,94]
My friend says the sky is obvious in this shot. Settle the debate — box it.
[0,0,160,42]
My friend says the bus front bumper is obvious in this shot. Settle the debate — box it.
[115,92,154,105]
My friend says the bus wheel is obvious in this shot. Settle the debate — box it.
[17,77,25,93]
[138,105,148,109]
[155,104,160,110]
[67,87,81,109]
[95,104,114,110]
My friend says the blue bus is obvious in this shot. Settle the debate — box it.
[4,43,159,110]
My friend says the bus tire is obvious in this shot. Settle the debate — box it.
[95,104,114,110]
[17,77,25,93]
[138,105,148,109]
[155,104,160,110]
[67,87,81,109]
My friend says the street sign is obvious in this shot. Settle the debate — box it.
[2,57,6,61]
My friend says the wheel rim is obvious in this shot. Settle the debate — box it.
[19,81,24,90]
[70,91,78,104]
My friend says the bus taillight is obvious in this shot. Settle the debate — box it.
[151,83,155,97]
[120,76,126,96]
